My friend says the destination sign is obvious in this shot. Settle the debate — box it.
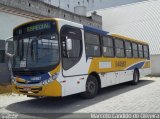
[13,21,57,36]
[26,22,51,33]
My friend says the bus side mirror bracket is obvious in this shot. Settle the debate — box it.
[5,37,14,79]
[66,37,72,51]
[5,37,15,58]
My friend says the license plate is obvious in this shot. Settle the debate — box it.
[23,87,31,91]
[20,61,26,68]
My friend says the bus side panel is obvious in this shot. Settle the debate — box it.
[89,58,151,89]
[118,70,134,84]
[140,60,151,78]
[62,75,88,96]
[100,72,116,87]
[100,70,134,88]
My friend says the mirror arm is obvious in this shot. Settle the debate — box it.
[5,37,14,80]
[5,37,14,57]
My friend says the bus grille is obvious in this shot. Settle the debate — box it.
[16,86,42,94]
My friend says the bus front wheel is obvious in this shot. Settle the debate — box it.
[131,70,139,85]
[81,75,99,99]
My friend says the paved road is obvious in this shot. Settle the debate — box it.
[0,77,160,118]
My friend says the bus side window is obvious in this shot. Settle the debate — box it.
[132,43,139,58]
[115,38,125,58]
[125,41,132,58]
[143,45,149,59]
[85,32,101,57]
[138,44,144,58]
[102,36,114,57]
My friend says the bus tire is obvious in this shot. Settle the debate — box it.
[81,75,99,99]
[131,69,139,85]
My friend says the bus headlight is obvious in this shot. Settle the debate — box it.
[42,81,46,85]
[52,72,59,80]
[42,73,59,85]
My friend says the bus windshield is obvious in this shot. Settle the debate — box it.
[13,34,59,70]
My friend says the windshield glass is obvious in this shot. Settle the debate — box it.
[13,34,59,70]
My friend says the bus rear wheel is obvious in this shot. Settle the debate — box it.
[81,75,99,99]
[131,70,139,85]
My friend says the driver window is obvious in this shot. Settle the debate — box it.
[60,26,82,70]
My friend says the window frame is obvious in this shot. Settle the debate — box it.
[111,37,149,59]
[114,38,125,58]
[102,36,115,58]
[132,42,139,58]
[124,40,133,58]
[138,44,144,58]
[84,31,102,58]
[60,25,83,70]
[143,45,150,59]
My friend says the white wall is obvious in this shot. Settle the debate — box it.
[0,12,31,40]
[151,55,160,76]
[96,0,160,55]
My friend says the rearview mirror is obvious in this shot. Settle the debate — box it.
[5,37,14,57]
[66,37,72,51]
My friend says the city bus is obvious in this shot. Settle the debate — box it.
[5,18,151,99]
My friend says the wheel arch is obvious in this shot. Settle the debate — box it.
[89,72,101,89]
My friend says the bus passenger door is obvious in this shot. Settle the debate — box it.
[60,26,86,77]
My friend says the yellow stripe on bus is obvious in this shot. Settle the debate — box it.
[88,58,148,74]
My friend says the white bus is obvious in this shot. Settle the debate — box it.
[5,18,151,98]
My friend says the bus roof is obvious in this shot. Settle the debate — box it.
[84,25,108,36]
[111,34,148,45]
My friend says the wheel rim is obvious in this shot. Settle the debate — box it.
[87,80,96,94]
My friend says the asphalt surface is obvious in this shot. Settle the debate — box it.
[0,77,160,118]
